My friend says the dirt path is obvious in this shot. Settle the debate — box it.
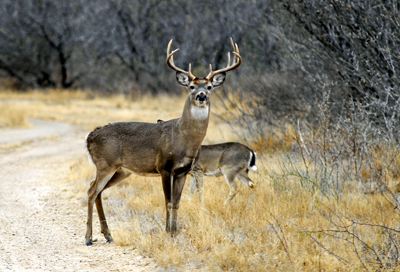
[0,120,156,271]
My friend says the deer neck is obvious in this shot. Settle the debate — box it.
[176,97,210,146]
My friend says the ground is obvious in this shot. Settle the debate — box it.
[0,119,157,272]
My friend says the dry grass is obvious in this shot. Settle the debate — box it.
[71,156,400,271]
[0,103,30,127]
[250,127,296,154]
[0,139,33,151]
[3,88,399,271]
[0,89,190,130]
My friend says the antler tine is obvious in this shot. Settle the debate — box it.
[235,42,240,63]
[166,40,180,67]
[205,38,242,80]
[230,38,236,63]
[167,39,173,56]
[188,63,196,80]
[166,39,197,80]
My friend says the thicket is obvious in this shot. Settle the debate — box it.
[233,1,400,269]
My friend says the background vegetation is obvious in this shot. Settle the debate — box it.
[1,0,400,270]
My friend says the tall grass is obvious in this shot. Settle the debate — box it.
[0,89,191,129]
[0,103,30,127]
[70,154,400,271]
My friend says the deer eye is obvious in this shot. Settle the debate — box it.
[190,86,195,90]
[207,86,212,90]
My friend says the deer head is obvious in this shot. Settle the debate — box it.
[166,38,241,119]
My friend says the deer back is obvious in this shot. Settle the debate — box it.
[194,142,256,174]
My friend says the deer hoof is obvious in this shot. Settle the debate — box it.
[86,237,99,246]
[85,235,97,246]
[249,182,255,188]
[102,230,113,243]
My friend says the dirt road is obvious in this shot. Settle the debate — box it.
[0,119,156,271]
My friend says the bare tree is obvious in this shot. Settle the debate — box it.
[0,0,110,89]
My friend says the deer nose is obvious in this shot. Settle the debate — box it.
[196,92,207,101]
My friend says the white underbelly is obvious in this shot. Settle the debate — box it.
[122,167,160,177]
[204,169,222,177]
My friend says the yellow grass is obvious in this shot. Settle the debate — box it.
[0,89,186,129]
[3,88,399,271]
[0,103,30,127]
[71,157,399,271]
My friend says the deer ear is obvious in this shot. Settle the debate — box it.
[176,72,190,86]
[210,72,226,87]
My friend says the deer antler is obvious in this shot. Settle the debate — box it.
[205,38,241,80]
[166,39,197,80]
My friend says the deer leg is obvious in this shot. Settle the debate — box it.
[161,171,172,232]
[188,175,197,193]
[188,171,204,193]
[94,192,111,242]
[188,173,204,203]
[237,170,255,209]
[85,168,116,246]
[222,170,239,206]
[95,169,132,243]
[171,175,187,233]
[237,169,255,188]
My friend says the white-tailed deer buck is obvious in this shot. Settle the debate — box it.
[84,38,241,246]
[189,142,257,205]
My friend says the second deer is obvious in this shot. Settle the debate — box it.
[189,142,257,205]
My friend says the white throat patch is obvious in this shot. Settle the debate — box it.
[191,105,209,120]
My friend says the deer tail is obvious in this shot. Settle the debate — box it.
[248,150,257,171]
[85,132,95,166]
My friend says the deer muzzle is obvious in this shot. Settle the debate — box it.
[195,92,207,102]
